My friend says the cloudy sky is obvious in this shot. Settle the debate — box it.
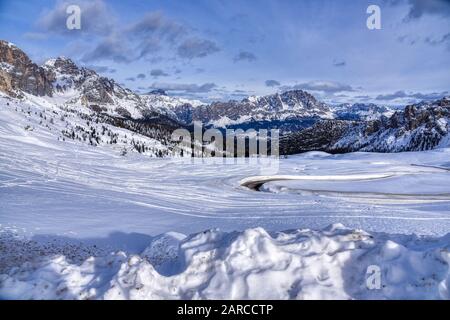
[0,0,449,104]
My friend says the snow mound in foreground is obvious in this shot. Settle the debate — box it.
[1,225,449,300]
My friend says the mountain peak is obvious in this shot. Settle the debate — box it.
[0,39,53,97]
[45,56,75,66]
[148,89,168,96]
[0,40,18,50]
[280,88,310,95]
[0,39,32,64]
[280,89,318,101]
[44,56,80,75]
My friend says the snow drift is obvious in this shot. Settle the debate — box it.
[1,224,449,300]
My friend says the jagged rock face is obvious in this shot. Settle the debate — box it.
[250,90,328,114]
[0,40,171,121]
[155,90,332,131]
[2,40,448,154]
[81,76,115,105]
[339,98,450,152]
[199,90,331,123]
[191,100,252,123]
[52,57,80,76]
[44,57,83,94]
[0,41,140,112]
[44,57,137,106]
[332,103,394,121]
[171,103,194,124]
[281,97,450,154]
[0,40,53,97]
[42,56,144,117]
[140,94,202,123]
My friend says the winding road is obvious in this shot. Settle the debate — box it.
[240,165,450,203]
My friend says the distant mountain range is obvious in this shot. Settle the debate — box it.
[332,103,396,121]
[1,39,449,155]
[280,97,450,154]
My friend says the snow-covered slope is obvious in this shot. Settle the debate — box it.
[2,87,450,299]
[3,89,450,237]
[1,224,449,300]
[0,92,172,157]
[0,41,190,157]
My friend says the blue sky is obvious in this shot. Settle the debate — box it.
[0,0,449,104]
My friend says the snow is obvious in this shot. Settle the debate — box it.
[40,60,147,120]
[246,95,259,103]
[43,58,57,68]
[0,93,169,158]
[208,115,252,127]
[141,94,205,116]
[241,173,396,188]
[5,41,16,48]
[437,117,448,132]
[0,224,449,299]
[1,93,450,239]
[1,94,450,299]
[0,62,14,73]
[438,133,450,148]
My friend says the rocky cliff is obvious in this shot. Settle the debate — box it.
[281,97,450,154]
[0,40,53,97]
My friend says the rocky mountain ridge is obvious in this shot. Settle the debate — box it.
[280,97,450,154]
[2,40,449,155]
[157,90,333,133]
[0,40,53,97]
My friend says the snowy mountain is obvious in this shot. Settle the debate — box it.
[140,92,204,123]
[140,92,399,136]
[2,40,449,156]
[0,41,336,145]
[281,97,450,154]
[332,103,397,121]
[335,97,450,152]
[198,90,333,124]
[42,56,146,119]
[0,40,150,119]
[146,89,334,134]
[0,40,185,157]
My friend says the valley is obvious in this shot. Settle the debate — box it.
[0,40,449,300]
